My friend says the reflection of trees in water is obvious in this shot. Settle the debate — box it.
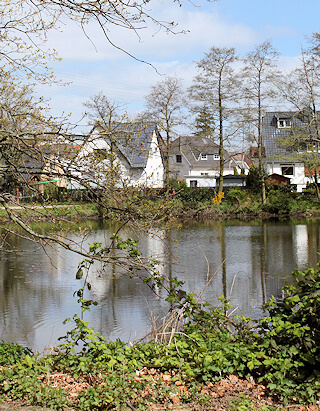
[1,219,320,350]
[0,239,66,348]
[76,226,169,342]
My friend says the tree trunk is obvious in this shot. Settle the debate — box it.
[218,78,224,194]
[258,81,266,204]
[313,169,320,202]
[165,128,170,193]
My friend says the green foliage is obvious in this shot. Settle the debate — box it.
[2,263,320,407]
[264,190,293,214]
[0,341,32,366]
[229,394,276,410]
[257,266,320,402]
[245,165,261,193]
[225,188,246,204]
[177,187,215,203]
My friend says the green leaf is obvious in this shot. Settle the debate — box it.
[24,354,34,367]
[76,268,83,279]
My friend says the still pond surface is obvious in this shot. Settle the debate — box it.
[1,218,320,351]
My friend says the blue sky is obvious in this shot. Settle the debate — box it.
[36,0,320,131]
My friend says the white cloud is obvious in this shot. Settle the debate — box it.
[47,4,259,63]
[37,0,308,133]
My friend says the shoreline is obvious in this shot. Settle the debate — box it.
[1,202,320,225]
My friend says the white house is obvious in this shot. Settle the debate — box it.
[261,112,314,192]
[169,135,239,188]
[69,122,164,189]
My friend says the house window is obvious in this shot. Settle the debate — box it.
[277,118,291,129]
[190,180,198,188]
[213,154,220,160]
[281,165,294,176]
[201,172,209,176]
[176,154,182,163]
[201,153,207,160]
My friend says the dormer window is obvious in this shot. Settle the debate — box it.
[277,118,291,129]
[201,153,207,160]
[213,154,220,160]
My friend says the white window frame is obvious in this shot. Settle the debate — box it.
[277,119,292,129]
[213,154,220,160]
[200,153,207,160]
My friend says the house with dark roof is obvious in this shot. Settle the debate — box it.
[72,122,164,188]
[168,135,238,188]
[261,111,313,192]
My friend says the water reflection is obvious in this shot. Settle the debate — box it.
[0,218,319,351]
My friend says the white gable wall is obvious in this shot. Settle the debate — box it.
[140,131,164,188]
[72,128,164,189]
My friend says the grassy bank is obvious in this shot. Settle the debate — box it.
[1,186,320,225]
[168,186,320,220]
[0,203,99,224]
[1,266,320,410]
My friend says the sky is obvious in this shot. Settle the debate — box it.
[35,0,320,133]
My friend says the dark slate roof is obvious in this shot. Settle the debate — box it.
[93,122,159,168]
[262,111,320,160]
[262,112,304,159]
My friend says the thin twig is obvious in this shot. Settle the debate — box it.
[229,273,238,299]
[197,259,225,303]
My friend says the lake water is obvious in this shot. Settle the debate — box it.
[1,218,319,351]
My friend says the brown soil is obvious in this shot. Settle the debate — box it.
[1,373,319,410]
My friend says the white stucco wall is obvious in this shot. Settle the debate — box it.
[186,176,217,187]
[138,131,164,188]
[266,162,309,192]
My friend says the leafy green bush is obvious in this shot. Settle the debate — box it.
[0,341,32,365]
[2,264,320,407]
[177,187,215,203]
[225,188,246,204]
[245,165,262,193]
[264,190,293,214]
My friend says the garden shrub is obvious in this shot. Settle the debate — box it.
[264,190,293,214]
[2,264,320,407]
[178,187,214,203]
[245,165,261,193]
[225,188,246,205]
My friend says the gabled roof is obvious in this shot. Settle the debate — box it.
[171,135,229,165]
[262,111,320,159]
[262,112,302,159]
[90,122,160,169]
[230,153,253,168]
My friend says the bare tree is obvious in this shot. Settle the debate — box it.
[189,46,239,193]
[145,75,186,191]
[83,93,128,171]
[241,40,279,204]
[0,0,213,302]
[0,0,191,80]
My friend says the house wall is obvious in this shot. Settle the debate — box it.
[137,131,164,188]
[73,129,164,189]
[266,162,308,192]
[168,153,190,180]
[189,169,217,177]
[186,176,217,188]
